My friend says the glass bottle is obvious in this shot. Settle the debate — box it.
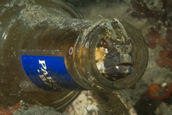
[0,0,148,110]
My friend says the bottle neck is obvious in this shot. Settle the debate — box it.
[67,19,148,90]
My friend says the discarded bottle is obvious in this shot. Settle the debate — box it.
[0,0,148,110]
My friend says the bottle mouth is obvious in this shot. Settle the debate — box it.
[95,37,133,81]
[88,19,148,89]
[74,19,148,90]
[89,19,134,80]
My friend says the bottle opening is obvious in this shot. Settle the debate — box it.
[94,19,134,81]
[74,18,148,89]
[95,38,133,81]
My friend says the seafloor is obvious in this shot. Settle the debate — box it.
[1,0,172,115]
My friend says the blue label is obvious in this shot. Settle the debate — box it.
[21,55,81,91]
